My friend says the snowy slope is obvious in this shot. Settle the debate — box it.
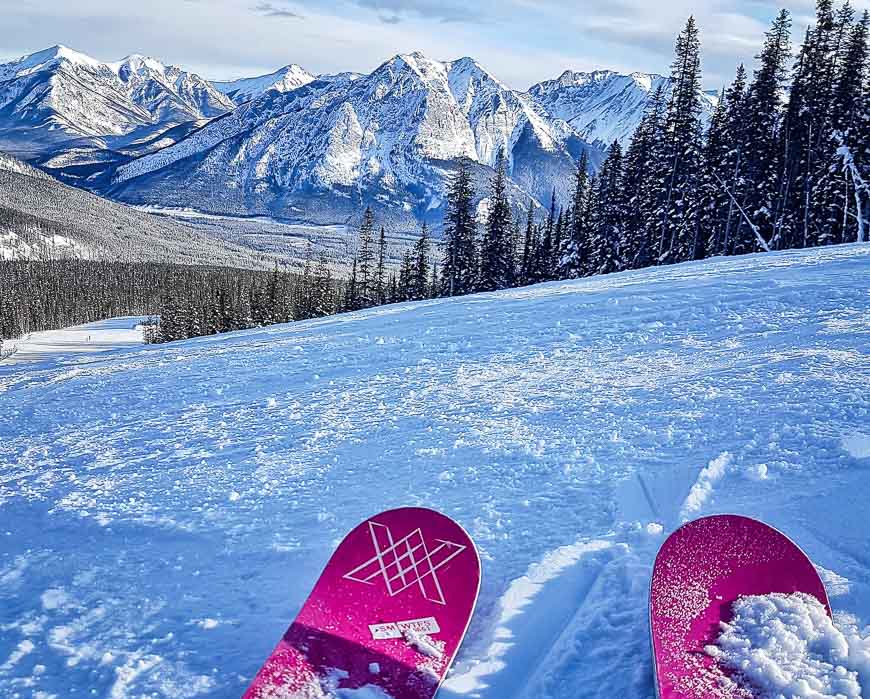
[212,65,316,104]
[1,243,868,698]
[1,317,146,366]
[0,150,52,180]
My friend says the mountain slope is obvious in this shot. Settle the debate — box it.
[0,45,233,164]
[1,243,868,697]
[528,70,716,148]
[0,151,284,267]
[212,64,316,104]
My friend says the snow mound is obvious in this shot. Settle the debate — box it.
[842,433,870,460]
[707,593,870,698]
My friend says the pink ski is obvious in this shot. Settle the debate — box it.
[650,514,830,698]
[244,507,481,698]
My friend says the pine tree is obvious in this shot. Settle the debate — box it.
[374,225,387,305]
[530,189,557,282]
[655,16,705,263]
[411,224,432,300]
[622,86,667,269]
[590,142,626,274]
[356,207,376,307]
[344,258,359,311]
[313,252,334,316]
[699,85,732,257]
[441,160,478,296]
[559,152,590,278]
[551,209,565,278]
[816,9,869,245]
[724,10,791,254]
[778,1,841,249]
[478,150,514,291]
[397,250,414,302]
[520,205,537,285]
[429,262,440,298]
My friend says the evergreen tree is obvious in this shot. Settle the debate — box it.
[411,224,432,300]
[344,258,359,311]
[479,150,514,291]
[430,261,440,298]
[397,250,414,302]
[520,205,537,285]
[816,9,869,244]
[778,1,840,248]
[312,252,335,316]
[622,85,667,269]
[374,225,387,305]
[356,207,376,307]
[590,142,626,274]
[440,160,478,296]
[727,10,792,253]
[560,152,590,278]
[655,16,705,263]
[551,209,565,278]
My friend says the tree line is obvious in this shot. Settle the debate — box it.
[0,257,344,353]
[436,1,868,296]
[344,0,868,308]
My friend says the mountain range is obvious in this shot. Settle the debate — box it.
[0,45,717,230]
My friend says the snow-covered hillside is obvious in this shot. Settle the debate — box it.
[1,244,868,697]
[0,153,302,268]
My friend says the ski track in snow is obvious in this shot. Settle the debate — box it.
[1,244,869,698]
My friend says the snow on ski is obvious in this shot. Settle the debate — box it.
[650,515,830,698]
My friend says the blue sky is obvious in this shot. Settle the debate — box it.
[0,0,863,89]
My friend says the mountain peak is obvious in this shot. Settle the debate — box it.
[115,54,167,74]
[211,63,316,104]
[3,45,104,75]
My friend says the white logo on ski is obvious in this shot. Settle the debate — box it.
[343,521,466,605]
[369,616,441,640]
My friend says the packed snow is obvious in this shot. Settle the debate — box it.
[1,244,869,698]
[1,317,146,365]
[707,593,870,698]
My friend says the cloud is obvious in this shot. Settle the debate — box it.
[5,0,868,91]
[352,0,485,24]
[253,1,302,18]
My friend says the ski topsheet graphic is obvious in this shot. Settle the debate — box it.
[244,507,481,699]
[650,514,830,698]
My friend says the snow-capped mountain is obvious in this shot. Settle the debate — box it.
[0,45,233,162]
[212,64,316,104]
[109,52,601,226]
[528,69,716,148]
[0,45,719,229]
